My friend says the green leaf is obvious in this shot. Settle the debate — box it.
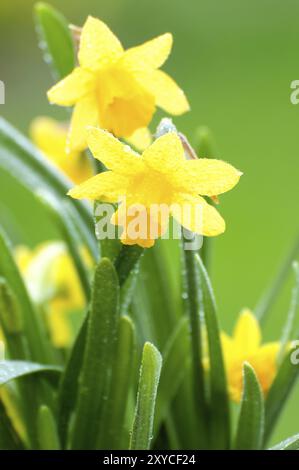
[0,361,61,387]
[130,342,162,450]
[37,405,60,450]
[99,315,136,449]
[0,227,51,363]
[270,433,299,450]
[70,258,119,449]
[196,254,230,449]
[234,363,264,450]
[264,345,299,444]
[94,200,122,262]
[136,244,181,348]
[154,317,190,435]
[120,262,140,316]
[278,261,299,363]
[0,399,23,449]
[57,315,88,448]
[35,191,91,301]
[181,246,208,445]
[115,245,144,286]
[0,277,29,360]
[34,2,75,80]
[0,117,97,261]
[255,231,299,322]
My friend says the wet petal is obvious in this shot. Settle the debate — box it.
[68,171,128,202]
[179,158,242,196]
[87,127,144,175]
[142,132,185,174]
[137,69,190,115]
[47,68,94,106]
[171,193,225,236]
[78,16,123,70]
[122,33,173,70]
[68,96,98,151]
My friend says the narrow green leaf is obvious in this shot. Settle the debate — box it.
[0,277,30,360]
[270,433,299,450]
[137,244,181,348]
[264,345,299,444]
[35,191,91,301]
[70,258,119,449]
[154,317,190,435]
[0,227,50,363]
[130,342,162,450]
[181,245,208,444]
[234,363,264,450]
[0,117,97,260]
[37,405,60,450]
[57,315,88,448]
[120,262,140,316]
[115,245,144,286]
[94,200,122,262]
[0,361,61,387]
[99,315,136,449]
[196,254,230,449]
[256,231,299,322]
[0,399,23,449]
[278,261,299,363]
[34,2,75,80]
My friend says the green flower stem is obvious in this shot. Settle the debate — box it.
[182,241,209,447]
[114,244,144,286]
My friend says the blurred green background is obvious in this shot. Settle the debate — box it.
[0,0,299,444]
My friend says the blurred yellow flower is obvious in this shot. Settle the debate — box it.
[221,309,280,402]
[47,16,189,151]
[15,242,91,348]
[30,117,93,184]
[68,128,241,248]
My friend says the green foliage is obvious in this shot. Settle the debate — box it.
[0,2,298,452]
[234,363,265,450]
[34,2,75,80]
[130,342,162,450]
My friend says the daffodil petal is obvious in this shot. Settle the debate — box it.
[179,158,242,196]
[137,69,190,115]
[68,171,128,202]
[30,117,66,156]
[126,127,152,151]
[171,193,225,236]
[142,132,184,174]
[249,343,280,395]
[112,203,169,248]
[47,68,94,106]
[101,90,155,138]
[233,309,262,355]
[78,16,123,70]
[221,332,234,359]
[30,117,93,184]
[87,127,144,175]
[68,96,98,152]
[122,33,173,70]
[47,305,72,348]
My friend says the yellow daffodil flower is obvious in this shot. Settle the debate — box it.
[221,309,280,402]
[30,117,93,184]
[47,16,190,151]
[15,242,91,348]
[68,128,241,248]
